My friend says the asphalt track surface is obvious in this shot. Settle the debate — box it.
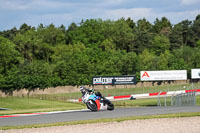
[1,106,200,127]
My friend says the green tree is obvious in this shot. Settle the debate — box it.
[171,20,195,48]
[125,17,136,29]
[17,61,53,90]
[37,24,66,46]
[99,38,116,51]
[152,17,172,35]
[52,43,91,85]
[193,47,200,68]
[151,35,170,55]
[133,31,152,54]
[0,27,18,40]
[136,18,152,32]
[19,23,34,34]
[13,29,54,62]
[120,52,138,75]
[192,14,200,46]
[137,49,157,71]
[0,36,22,91]
[111,19,134,52]
[133,18,153,53]
[13,29,39,61]
[157,50,171,70]
[66,22,78,44]
[181,20,195,47]
[66,19,106,47]
[0,36,21,74]
[169,47,194,70]
[169,23,183,49]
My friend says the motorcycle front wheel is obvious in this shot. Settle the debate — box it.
[86,100,98,112]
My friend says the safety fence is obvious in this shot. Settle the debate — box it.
[171,91,196,106]
[68,89,200,103]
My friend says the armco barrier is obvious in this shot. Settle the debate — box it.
[69,89,200,102]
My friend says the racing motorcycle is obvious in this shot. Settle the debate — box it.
[82,89,114,112]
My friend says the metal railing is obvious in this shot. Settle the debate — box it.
[157,91,197,107]
[171,91,196,106]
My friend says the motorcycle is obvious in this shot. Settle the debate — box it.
[82,89,114,111]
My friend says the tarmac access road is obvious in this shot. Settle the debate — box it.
[1,106,200,127]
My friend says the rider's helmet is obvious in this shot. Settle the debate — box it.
[80,86,86,93]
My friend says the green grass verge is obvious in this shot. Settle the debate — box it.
[114,98,159,107]
[114,95,200,107]
[0,98,85,115]
[1,112,200,130]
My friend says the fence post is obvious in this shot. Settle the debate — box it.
[164,94,167,107]
[171,91,196,107]
[157,91,161,107]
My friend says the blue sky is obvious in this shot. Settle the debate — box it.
[0,0,200,31]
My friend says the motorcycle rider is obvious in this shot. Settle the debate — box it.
[80,86,93,96]
[80,86,105,103]
[79,86,114,111]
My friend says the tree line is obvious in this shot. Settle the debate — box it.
[0,15,200,92]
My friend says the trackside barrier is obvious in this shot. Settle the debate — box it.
[68,89,200,102]
[171,91,196,106]
[157,91,162,107]
[157,91,168,107]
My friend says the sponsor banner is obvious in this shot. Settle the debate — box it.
[191,69,200,79]
[140,70,187,81]
[93,76,136,85]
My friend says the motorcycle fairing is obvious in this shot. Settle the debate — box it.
[89,95,101,110]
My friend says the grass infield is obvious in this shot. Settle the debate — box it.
[0,98,85,115]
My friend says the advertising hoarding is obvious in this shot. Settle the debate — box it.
[93,76,136,85]
[191,69,200,79]
[140,70,187,81]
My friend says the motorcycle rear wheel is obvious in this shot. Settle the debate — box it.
[103,99,114,111]
[107,103,114,111]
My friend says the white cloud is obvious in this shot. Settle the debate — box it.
[181,0,200,5]
[0,0,200,30]
[0,0,29,10]
[0,0,127,11]
[0,0,76,11]
[5,7,200,29]
[100,0,127,6]
[103,8,153,21]
[101,8,200,24]
[159,10,200,24]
